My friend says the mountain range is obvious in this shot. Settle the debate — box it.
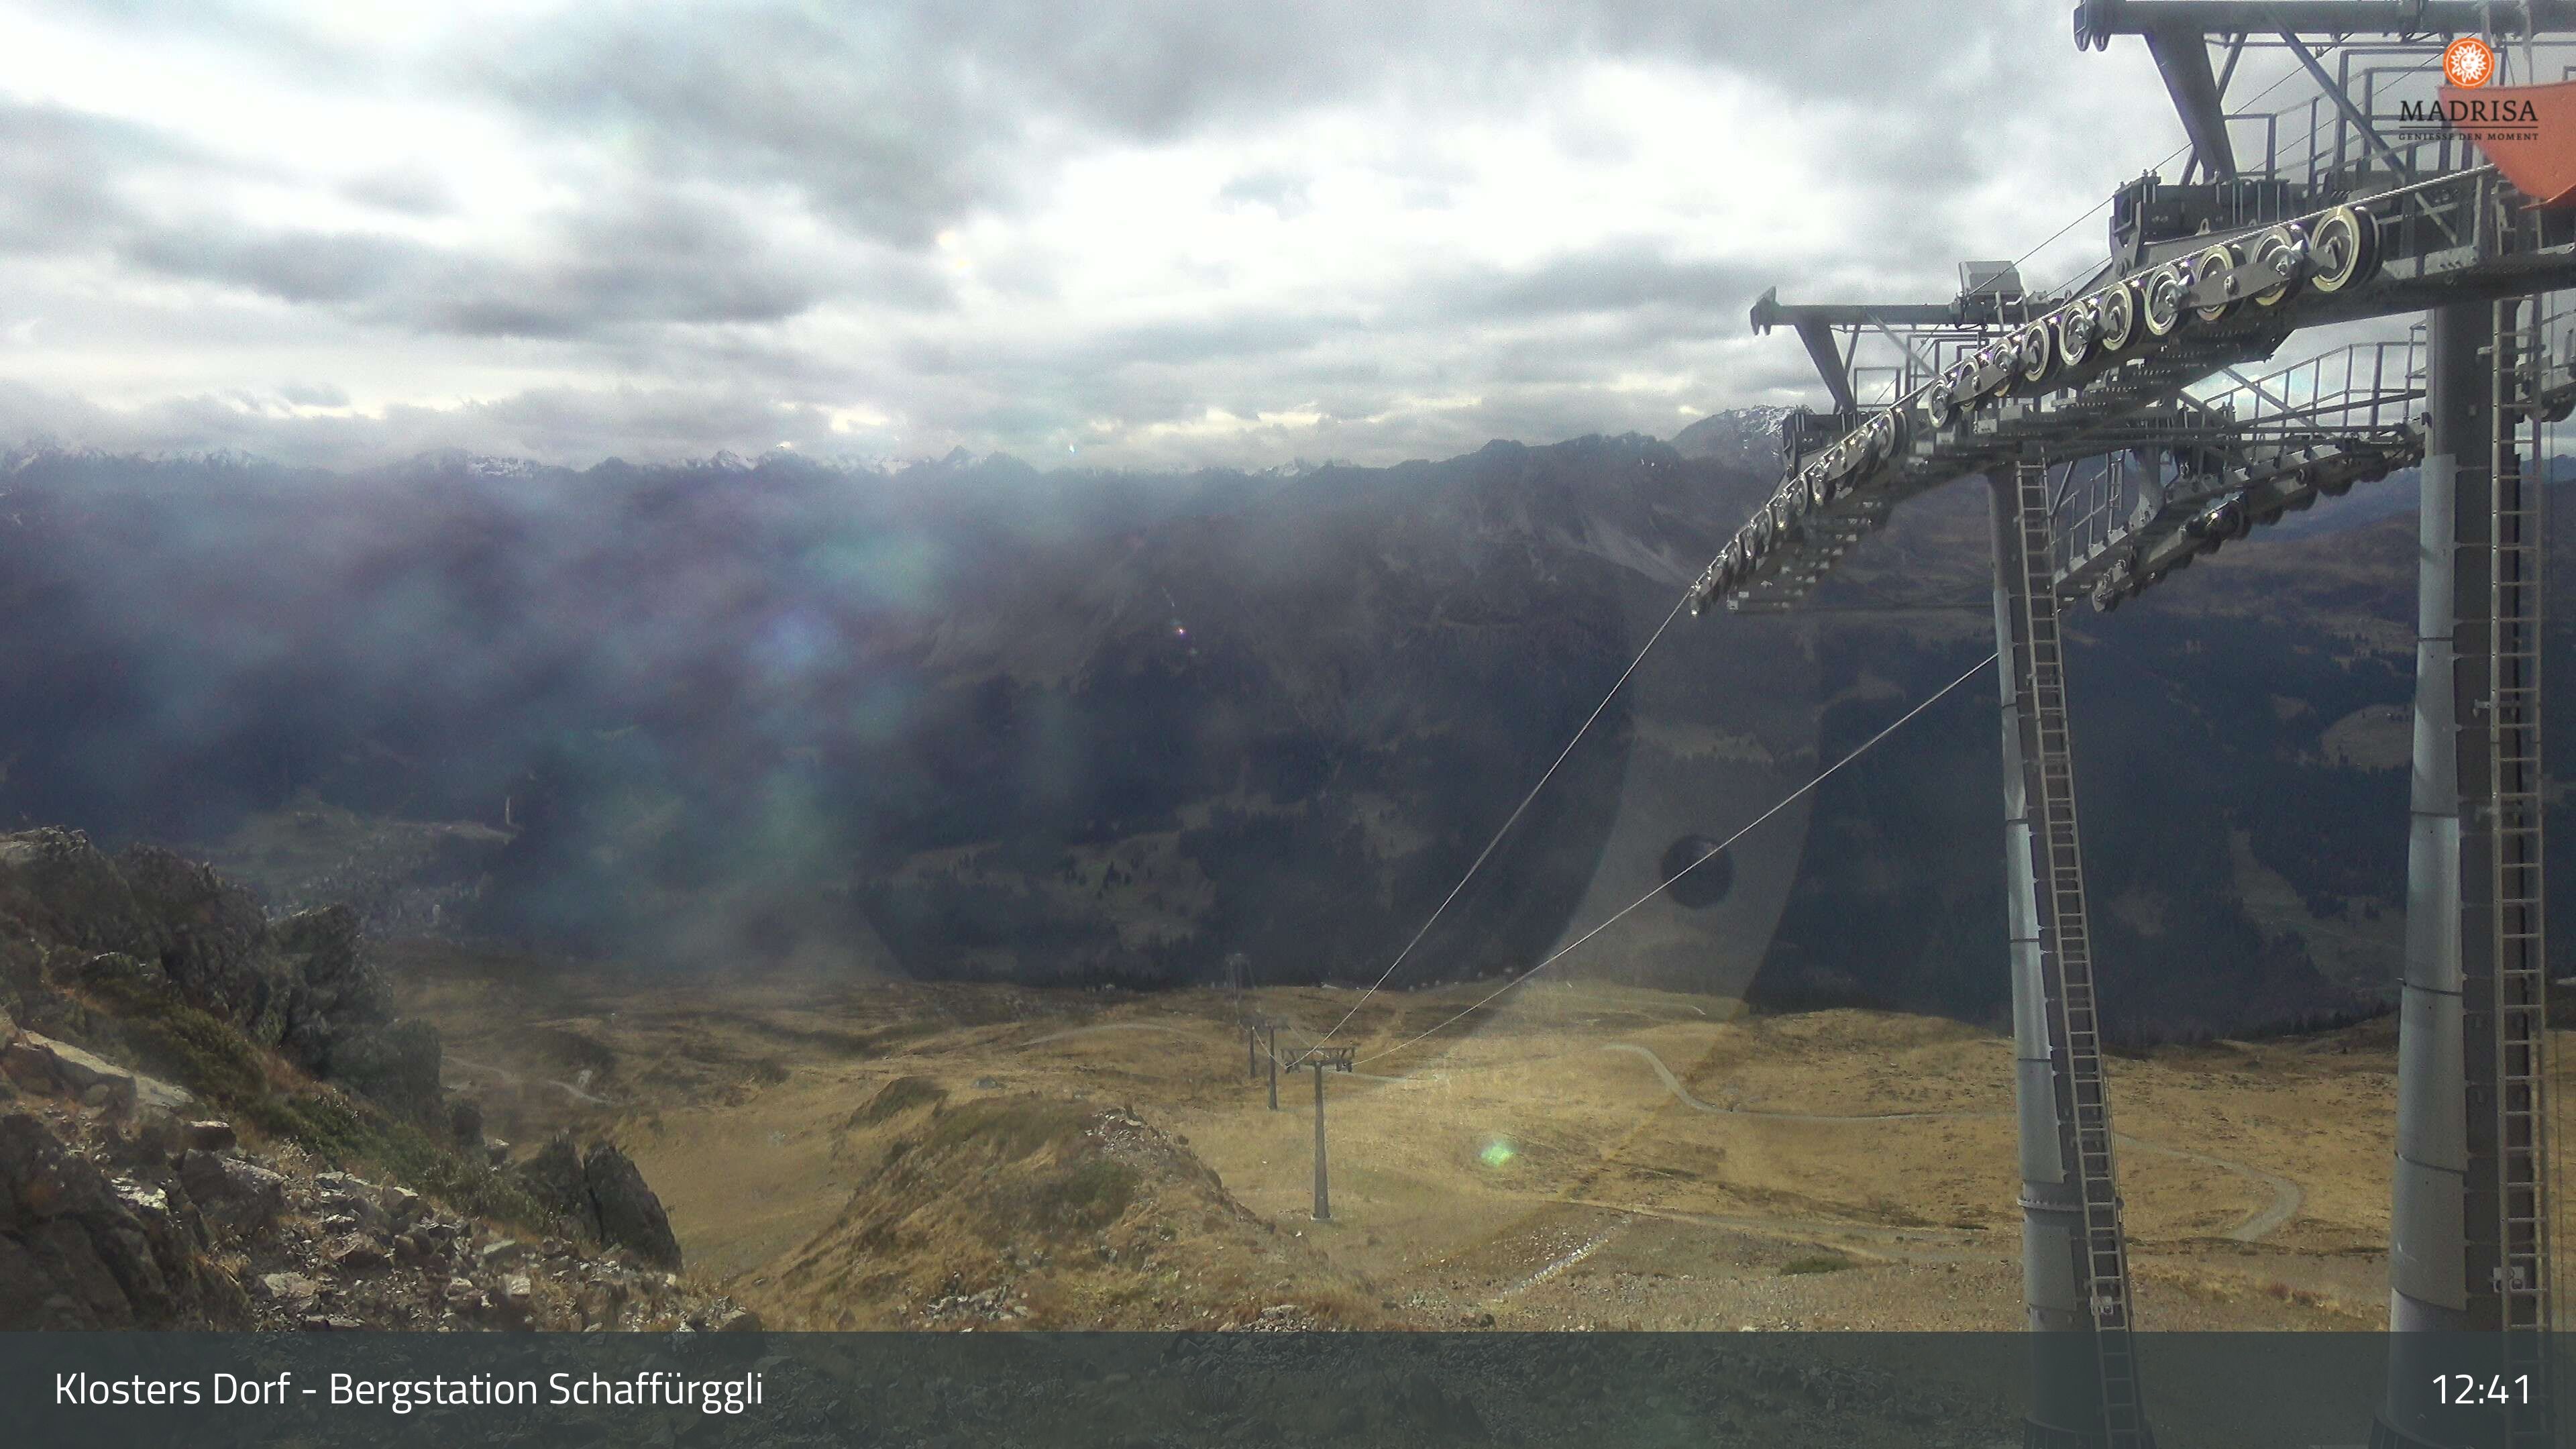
[1,415,2563,1040]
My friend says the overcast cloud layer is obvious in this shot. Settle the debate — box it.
[0,2,2329,470]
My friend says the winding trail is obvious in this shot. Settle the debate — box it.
[1598,1042,2304,1244]
[1020,1022,1204,1047]
[442,1053,616,1106]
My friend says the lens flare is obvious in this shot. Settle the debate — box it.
[1478,1139,1516,1169]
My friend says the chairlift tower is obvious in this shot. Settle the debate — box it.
[1693,5,2576,1444]
[1288,1044,1357,1221]
[2065,13,2563,1448]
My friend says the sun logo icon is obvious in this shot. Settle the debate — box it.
[2444,36,2496,89]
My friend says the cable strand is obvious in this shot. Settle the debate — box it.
[1314,588,1692,1044]
[1352,650,1998,1068]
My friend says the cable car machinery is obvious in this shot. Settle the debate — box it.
[1698,5,2575,1446]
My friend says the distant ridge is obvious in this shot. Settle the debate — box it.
[1670,407,1792,475]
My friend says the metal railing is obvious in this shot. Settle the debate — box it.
[2047,333,2429,577]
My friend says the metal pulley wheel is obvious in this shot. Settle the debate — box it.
[2188,497,2244,547]
[2249,224,2306,307]
[2192,242,2241,324]
[1968,345,2009,399]
[2094,280,2141,352]
[2017,323,2057,386]
[1983,342,2019,398]
[2139,260,2190,338]
[2056,298,2098,369]
[2306,206,2377,294]
[1860,410,1899,472]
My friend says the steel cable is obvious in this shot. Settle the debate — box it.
[1351,650,1998,1068]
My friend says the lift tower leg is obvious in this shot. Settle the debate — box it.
[1990,464,2151,1449]
[2377,299,2556,1449]
[1311,1060,1330,1223]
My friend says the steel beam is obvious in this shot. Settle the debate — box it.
[2075,1,2576,44]
[1795,319,1861,413]
[2144,26,2236,180]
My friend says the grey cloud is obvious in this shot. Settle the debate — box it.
[121,227,421,305]
[276,380,349,407]
[1216,170,1313,217]
[0,101,199,254]
[1421,242,1766,325]
[454,8,1018,250]
[101,185,941,341]
[340,165,458,217]
[449,1,2068,250]
[0,1,2214,470]
[415,212,835,340]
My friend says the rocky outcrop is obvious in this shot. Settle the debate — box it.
[0,832,151,959]
[0,829,441,1121]
[0,1110,237,1328]
[513,1136,684,1270]
[321,1018,443,1122]
[272,904,394,1058]
[581,1143,683,1271]
[178,1148,286,1235]
[0,1093,739,1332]
[0,827,717,1331]
[116,845,278,1042]
[1,1030,196,1116]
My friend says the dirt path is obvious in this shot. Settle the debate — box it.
[1597,1042,2304,1244]
[1019,1022,1205,1047]
[442,1052,616,1106]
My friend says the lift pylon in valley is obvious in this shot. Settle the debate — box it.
[1287,1044,1356,1222]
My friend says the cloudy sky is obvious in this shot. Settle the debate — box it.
[0,1,2342,471]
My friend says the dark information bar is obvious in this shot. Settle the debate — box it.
[6,1331,2571,1447]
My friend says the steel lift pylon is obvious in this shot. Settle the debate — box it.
[2061,13,2560,1448]
[2375,292,2557,1449]
[1746,287,2435,1448]
[1693,5,2573,1444]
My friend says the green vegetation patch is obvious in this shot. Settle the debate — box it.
[919,1095,1093,1162]
[1019,1155,1139,1234]
[71,971,545,1229]
[1779,1251,1854,1277]
[849,1074,949,1126]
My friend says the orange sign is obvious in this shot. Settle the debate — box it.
[2445,36,2496,89]
[2438,79,2576,205]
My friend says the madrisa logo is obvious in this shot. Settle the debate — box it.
[2444,36,2496,89]
[2398,93,2542,141]
[2400,40,2536,143]
[2413,37,2576,207]
[2401,96,2542,126]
